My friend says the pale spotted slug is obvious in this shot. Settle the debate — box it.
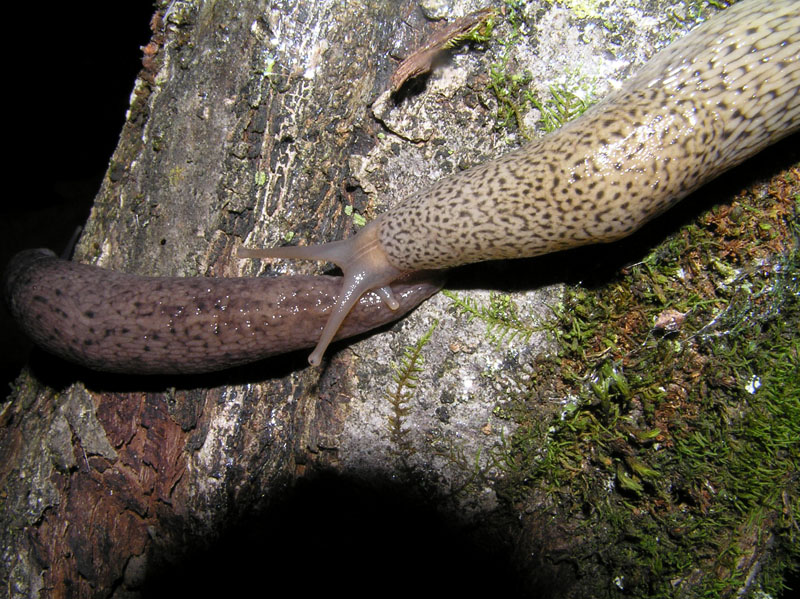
[241,0,800,366]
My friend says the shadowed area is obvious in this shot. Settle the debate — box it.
[141,472,536,598]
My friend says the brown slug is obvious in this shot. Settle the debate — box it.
[3,249,441,374]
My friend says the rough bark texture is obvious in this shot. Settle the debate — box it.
[2,1,797,598]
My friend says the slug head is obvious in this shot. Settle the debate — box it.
[240,219,405,366]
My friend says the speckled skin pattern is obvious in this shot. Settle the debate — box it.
[379,0,800,270]
[9,1,799,372]
[3,250,440,374]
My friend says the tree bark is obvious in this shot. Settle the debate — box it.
[2,1,797,598]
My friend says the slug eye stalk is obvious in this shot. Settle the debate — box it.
[240,219,405,366]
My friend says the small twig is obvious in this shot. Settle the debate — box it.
[391,7,495,93]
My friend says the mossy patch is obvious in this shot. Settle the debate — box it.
[493,165,800,597]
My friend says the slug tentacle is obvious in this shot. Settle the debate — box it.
[240,219,407,365]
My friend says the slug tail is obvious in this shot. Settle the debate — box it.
[241,219,406,365]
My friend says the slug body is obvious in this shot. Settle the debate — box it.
[243,0,800,365]
[3,250,440,374]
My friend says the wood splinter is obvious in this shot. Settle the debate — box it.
[390,7,495,93]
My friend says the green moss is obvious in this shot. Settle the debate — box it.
[443,9,495,48]
[439,1,797,593]
[494,167,800,596]
[385,320,438,461]
[344,205,367,227]
[443,289,534,344]
[487,2,597,137]
[528,82,597,133]
[670,0,729,26]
